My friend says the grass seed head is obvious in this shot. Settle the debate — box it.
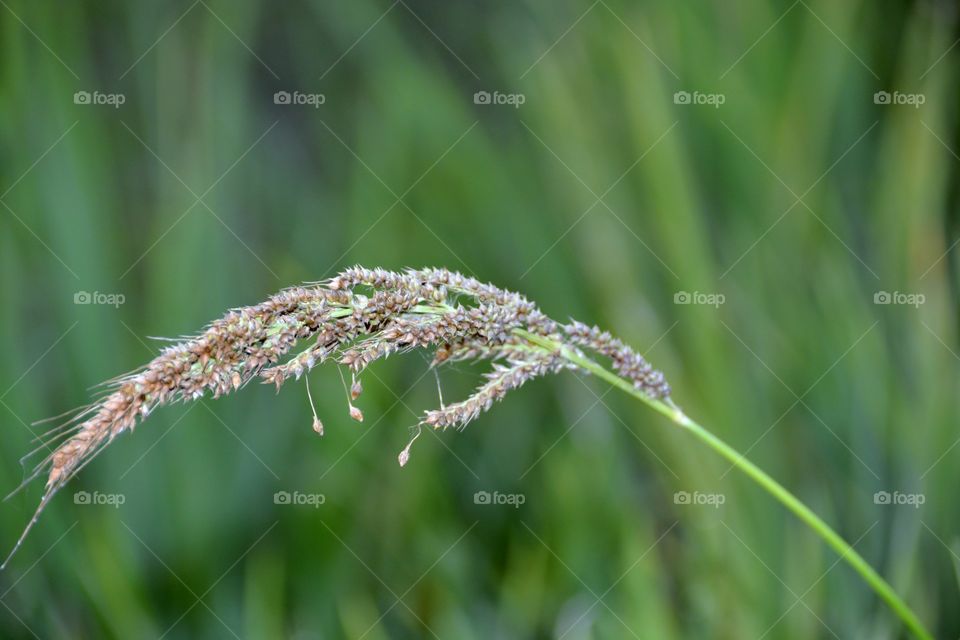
[4,266,670,568]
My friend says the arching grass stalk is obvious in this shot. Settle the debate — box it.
[514,328,932,640]
[2,267,932,639]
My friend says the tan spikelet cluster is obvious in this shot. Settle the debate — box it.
[4,266,669,567]
[563,321,671,397]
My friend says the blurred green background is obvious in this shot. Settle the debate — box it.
[1,1,958,638]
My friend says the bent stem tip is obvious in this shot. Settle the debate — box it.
[513,328,932,640]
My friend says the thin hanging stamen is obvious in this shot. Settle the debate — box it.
[305,377,323,436]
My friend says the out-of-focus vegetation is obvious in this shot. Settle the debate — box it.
[1,1,958,637]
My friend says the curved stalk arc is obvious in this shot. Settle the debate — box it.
[514,328,931,640]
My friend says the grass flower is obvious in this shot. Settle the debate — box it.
[2,266,931,640]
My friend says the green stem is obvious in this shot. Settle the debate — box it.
[514,329,932,640]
